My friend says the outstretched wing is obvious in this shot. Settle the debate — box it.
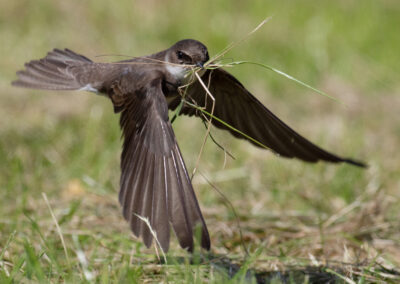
[11,48,123,92]
[171,68,365,167]
[12,49,210,252]
[117,74,210,252]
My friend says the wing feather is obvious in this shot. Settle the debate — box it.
[13,48,211,252]
[12,49,123,91]
[173,69,366,167]
[118,75,210,252]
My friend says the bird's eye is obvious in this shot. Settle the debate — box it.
[177,51,184,60]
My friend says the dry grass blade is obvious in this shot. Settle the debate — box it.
[191,71,216,179]
[72,235,94,281]
[325,268,356,284]
[0,231,16,261]
[225,61,343,103]
[42,192,70,267]
[207,17,272,66]
[94,53,138,59]
[199,171,249,257]
[183,100,272,151]
[200,120,236,161]
[0,230,16,277]
[134,213,167,264]
[323,199,361,228]
[111,56,195,68]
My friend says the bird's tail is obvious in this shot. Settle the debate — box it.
[12,49,92,90]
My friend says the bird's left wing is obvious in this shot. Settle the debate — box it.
[116,74,210,252]
[170,68,365,167]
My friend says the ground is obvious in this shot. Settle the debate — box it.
[0,0,399,283]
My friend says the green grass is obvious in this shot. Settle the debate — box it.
[1,0,400,282]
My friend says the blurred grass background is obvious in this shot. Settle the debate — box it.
[1,0,399,282]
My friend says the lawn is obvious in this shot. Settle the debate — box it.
[1,0,399,282]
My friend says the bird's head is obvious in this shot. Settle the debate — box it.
[168,39,209,68]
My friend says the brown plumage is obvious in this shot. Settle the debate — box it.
[172,69,365,167]
[12,39,366,252]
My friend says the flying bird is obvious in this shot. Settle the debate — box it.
[12,39,366,252]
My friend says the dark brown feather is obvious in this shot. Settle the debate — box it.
[12,49,124,92]
[117,75,210,252]
[172,68,366,168]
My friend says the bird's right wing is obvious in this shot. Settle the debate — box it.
[13,49,211,252]
[11,48,123,92]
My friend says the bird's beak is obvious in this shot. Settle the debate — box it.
[196,62,204,68]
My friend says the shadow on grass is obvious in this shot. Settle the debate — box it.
[157,253,400,284]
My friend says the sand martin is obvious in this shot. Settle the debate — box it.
[12,39,366,252]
